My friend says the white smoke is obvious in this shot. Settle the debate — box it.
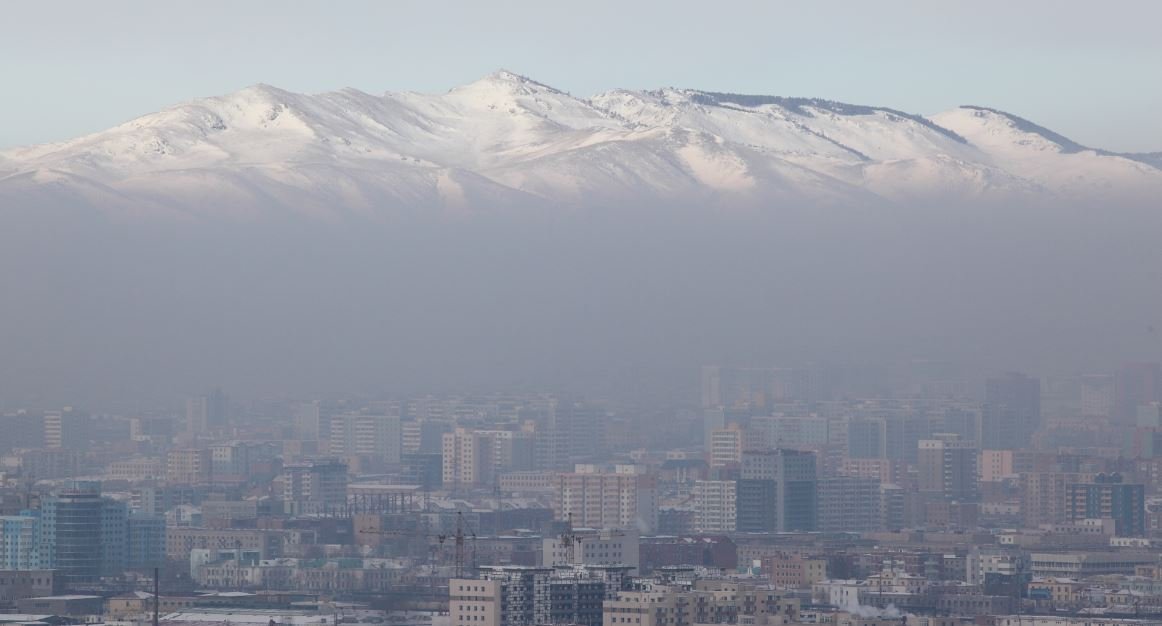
[840,593,903,618]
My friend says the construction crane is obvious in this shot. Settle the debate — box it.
[358,524,447,595]
[451,511,478,578]
[360,511,478,579]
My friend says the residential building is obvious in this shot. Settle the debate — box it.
[552,467,657,532]
[980,450,1014,482]
[918,434,979,502]
[329,413,403,464]
[451,565,629,626]
[443,428,495,488]
[166,449,211,485]
[281,459,348,515]
[42,410,63,449]
[1067,472,1146,536]
[604,579,800,626]
[0,515,43,569]
[708,425,743,468]
[1022,471,1094,527]
[692,480,736,533]
[762,553,827,589]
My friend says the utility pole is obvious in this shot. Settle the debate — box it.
[153,566,160,626]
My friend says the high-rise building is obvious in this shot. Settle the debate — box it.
[186,389,228,436]
[816,476,883,533]
[402,452,443,489]
[1080,374,1115,418]
[166,449,211,485]
[942,407,981,445]
[1067,472,1146,536]
[918,434,979,502]
[19,448,83,481]
[846,418,887,459]
[884,413,938,464]
[552,467,657,532]
[692,480,736,533]
[0,515,43,569]
[708,425,743,468]
[735,449,817,532]
[39,482,128,585]
[443,428,495,488]
[481,429,537,474]
[702,366,723,409]
[100,498,129,576]
[282,459,349,515]
[185,396,208,436]
[1021,471,1094,528]
[531,400,607,470]
[292,401,321,441]
[126,515,166,569]
[980,450,1014,482]
[983,372,1040,449]
[1115,363,1162,426]
[42,410,63,449]
[329,413,403,464]
[701,365,810,409]
[748,416,829,449]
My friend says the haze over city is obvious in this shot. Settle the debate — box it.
[1,3,1161,626]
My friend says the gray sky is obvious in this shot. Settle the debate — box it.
[2,0,1160,152]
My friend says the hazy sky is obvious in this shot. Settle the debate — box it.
[2,0,1160,152]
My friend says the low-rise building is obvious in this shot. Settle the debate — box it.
[761,553,827,589]
[0,570,54,605]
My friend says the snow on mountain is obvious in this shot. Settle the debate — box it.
[590,89,977,164]
[930,106,1162,197]
[852,154,1045,202]
[1,71,1158,219]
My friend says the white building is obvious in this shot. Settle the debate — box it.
[542,528,640,573]
[708,427,743,468]
[693,480,736,533]
[553,468,657,532]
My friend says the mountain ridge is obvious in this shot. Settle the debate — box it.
[2,71,1159,219]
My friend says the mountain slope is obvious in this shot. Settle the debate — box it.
[2,71,1159,219]
[930,106,1162,197]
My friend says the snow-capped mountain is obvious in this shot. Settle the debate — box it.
[2,70,1158,218]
